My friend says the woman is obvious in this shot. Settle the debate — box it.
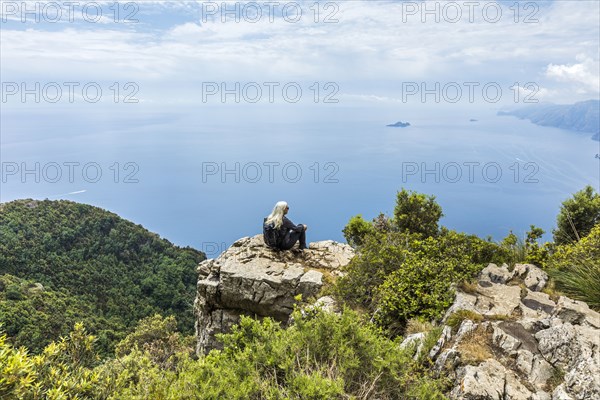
[263,201,308,250]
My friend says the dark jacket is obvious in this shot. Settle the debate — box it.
[263,216,305,249]
[281,216,304,234]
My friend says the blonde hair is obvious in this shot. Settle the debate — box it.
[265,201,288,229]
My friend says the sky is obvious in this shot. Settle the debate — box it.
[1,0,599,106]
[1,1,599,251]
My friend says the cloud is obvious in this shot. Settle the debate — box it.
[1,1,599,105]
[546,55,600,94]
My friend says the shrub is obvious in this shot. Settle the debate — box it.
[115,314,194,370]
[553,185,600,245]
[337,228,488,334]
[375,252,479,333]
[342,215,375,248]
[393,189,444,238]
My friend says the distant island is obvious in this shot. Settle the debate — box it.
[498,99,599,141]
[386,121,411,128]
[469,119,478,122]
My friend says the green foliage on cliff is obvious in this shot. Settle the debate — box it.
[337,189,507,334]
[336,228,500,334]
[0,199,205,355]
[549,224,600,310]
[0,309,449,400]
[553,185,600,245]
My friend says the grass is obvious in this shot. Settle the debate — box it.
[541,279,562,303]
[456,325,493,365]
[405,318,434,335]
[551,260,600,311]
[416,326,443,365]
[446,310,483,332]
[457,279,479,295]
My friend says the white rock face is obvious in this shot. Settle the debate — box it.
[452,359,533,400]
[434,263,600,400]
[512,263,549,292]
[194,234,354,354]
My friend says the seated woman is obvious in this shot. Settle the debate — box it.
[263,201,308,250]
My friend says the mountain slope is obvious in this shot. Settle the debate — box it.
[0,199,205,354]
[498,99,600,140]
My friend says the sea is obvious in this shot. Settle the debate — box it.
[1,102,598,258]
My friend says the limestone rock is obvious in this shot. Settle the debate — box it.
[553,296,600,329]
[520,290,556,320]
[429,325,452,359]
[471,283,522,316]
[400,332,426,359]
[563,356,600,400]
[515,350,554,390]
[439,260,600,399]
[479,263,513,285]
[310,296,338,314]
[194,234,354,354]
[443,282,521,321]
[532,392,551,400]
[451,359,533,400]
[535,323,597,370]
[552,384,574,400]
[512,263,548,292]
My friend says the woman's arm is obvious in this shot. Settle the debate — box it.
[282,216,305,233]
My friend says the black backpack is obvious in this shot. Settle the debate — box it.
[263,220,281,248]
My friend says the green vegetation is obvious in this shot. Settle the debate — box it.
[393,189,443,238]
[2,185,599,398]
[0,309,450,400]
[0,199,205,355]
[499,226,551,268]
[445,310,484,331]
[337,189,506,334]
[549,224,600,310]
[553,185,600,245]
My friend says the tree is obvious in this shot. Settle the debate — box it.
[342,215,375,248]
[524,225,549,267]
[393,189,443,237]
[553,185,600,245]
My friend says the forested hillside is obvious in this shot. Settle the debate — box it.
[0,188,598,399]
[0,199,205,355]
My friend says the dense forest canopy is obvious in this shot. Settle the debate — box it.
[0,199,205,355]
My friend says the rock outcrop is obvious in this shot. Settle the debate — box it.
[194,234,354,354]
[421,263,600,400]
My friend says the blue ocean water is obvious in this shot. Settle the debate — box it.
[1,103,598,257]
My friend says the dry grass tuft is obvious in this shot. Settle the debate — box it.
[457,325,493,365]
[405,318,434,335]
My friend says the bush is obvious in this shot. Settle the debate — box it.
[115,314,194,370]
[375,244,480,333]
[342,215,375,247]
[553,185,600,245]
[336,229,487,335]
[393,189,444,238]
[1,309,451,399]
